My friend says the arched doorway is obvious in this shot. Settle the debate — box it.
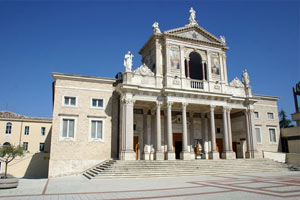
[185,52,206,80]
[3,142,11,146]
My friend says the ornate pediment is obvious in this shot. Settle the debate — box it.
[229,77,244,88]
[134,63,154,76]
[176,30,211,42]
[164,25,222,45]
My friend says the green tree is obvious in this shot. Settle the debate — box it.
[279,109,294,128]
[0,145,24,179]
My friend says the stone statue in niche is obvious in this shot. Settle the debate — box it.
[124,51,134,72]
[152,22,161,33]
[242,69,250,86]
[189,7,198,25]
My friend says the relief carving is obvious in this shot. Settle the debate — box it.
[229,77,244,88]
[134,63,154,76]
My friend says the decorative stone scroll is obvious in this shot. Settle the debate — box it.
[229,77,244,88]
[133,63,154,76]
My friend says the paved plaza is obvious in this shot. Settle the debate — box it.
[1,171,300,200]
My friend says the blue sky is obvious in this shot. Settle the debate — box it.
[0,0,299,118]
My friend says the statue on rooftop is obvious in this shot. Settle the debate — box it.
[242,69,250,87]
[189,7,198,25]
[220,36,226,44]
[124,51,134,72]
[152,22,161,33]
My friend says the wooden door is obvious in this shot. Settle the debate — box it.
[173,133,182,159]
[232,142,237,157]
[134,136,139,160]
[216,139,223,158]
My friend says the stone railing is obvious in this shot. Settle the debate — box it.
[190,79,203,89]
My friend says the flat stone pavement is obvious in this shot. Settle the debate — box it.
[1,171,300,200]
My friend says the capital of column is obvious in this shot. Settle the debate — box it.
[190,111,195,119]
[210,105,216,111]
[186,57,190,62]
[156,101,163,108]
[223,106,231,112]
[182,102,188,108]
[121,97,135,105]
[166,101,173,107]
[143,108,149,115]
[202,60,207,64]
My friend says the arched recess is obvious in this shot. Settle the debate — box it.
[3,142,11,146]
[185,52,206,80]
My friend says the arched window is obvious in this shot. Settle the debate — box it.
[185,52,206,80]
[5,122,12,134]
[3,142,11,146]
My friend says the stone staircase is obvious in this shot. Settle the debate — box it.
[83,159,290,179]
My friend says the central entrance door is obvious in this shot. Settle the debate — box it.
[134,136,139,160]
[173,133,182,159]
[216,138,223,158]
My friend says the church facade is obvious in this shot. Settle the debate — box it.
[49,8,280,177]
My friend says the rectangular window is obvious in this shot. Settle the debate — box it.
[267,112,274,120]
[91,120,103,140]
[41,127,46,136]
[255,127,262,144]
[5,122,12,134]
[23,142,28,151]
[254,112,259,119]
[269,128,277,144]
[39,143,45,152]
[64,96,76,106]
[92,99,103,108]
[62,119,75,138]
[217,128,221,134]
[24,126,29,135]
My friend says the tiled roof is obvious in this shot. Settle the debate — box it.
[0,111,52,121]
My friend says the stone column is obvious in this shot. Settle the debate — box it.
[143,108,150,160]
[150,111,155,160]
[166,102,175,160]
[180,46,185,78]
[227,108,233,152]
[209,105,219,159]
[189,112,195,158]
[186,58,190,78]
[247,109,260,158]
[202,61,206,80]
[155,102,164,160]
[120,97,136,160]
[203,114,209,159]
[222,108,229,153]
[181,102,191,160]
[222,107,236,159]
[244,110,253,158]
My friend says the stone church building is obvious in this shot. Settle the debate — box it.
[49,8,280,177]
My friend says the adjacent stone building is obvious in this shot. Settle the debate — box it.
[0,111,52,177]
[49,8,280,177]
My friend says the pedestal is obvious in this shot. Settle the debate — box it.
[155,152,165,160]
[180,151,193,160]
[165,152,176,160]
[221,151,236,159]
[120,150,136,160]
[209,151,220,160]
[143,152,151,160]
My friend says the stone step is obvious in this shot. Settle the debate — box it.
[83,159,290,179]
